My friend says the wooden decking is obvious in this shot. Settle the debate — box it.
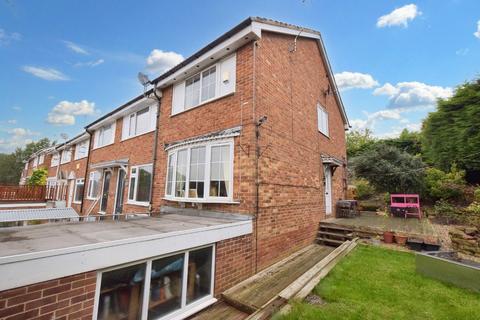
[188,301,249,320]
[222,244,334,313]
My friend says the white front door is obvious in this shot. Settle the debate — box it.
[67,180,75,207]
[324,166,333,215]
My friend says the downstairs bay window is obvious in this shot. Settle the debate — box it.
[165,140,233,202]
[95,246,215,320]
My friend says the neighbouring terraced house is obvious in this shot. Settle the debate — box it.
[2,17,349,320]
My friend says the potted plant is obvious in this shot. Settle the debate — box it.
[383,230,394,243]
[395,232,408,245]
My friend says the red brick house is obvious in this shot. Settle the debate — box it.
[1,17,348,320]
[19,146,55,186]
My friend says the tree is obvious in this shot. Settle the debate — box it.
[346,128,377,158]
[383,129,423,156]
[0,138,53,185]
[422,78,480,182]
[27,168,48,186]
[351,144,426,194]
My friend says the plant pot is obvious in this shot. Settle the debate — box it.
[395,234,408,246]
[383,231,394,244]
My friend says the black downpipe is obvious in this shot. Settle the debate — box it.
[79,130,93,215]
[148,85,162,214]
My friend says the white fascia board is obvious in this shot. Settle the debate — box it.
[0,220,252,291]
[156,26,259,88]
[251,21,320,40]
[67,132,90,146]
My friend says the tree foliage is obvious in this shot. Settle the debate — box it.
[0,138,53,185]
[383,129,423,156]
[424,164,466,202]
[346,129,377,158]
[422,79,480,175]
[351,144,425,194]
[27,168,48,186]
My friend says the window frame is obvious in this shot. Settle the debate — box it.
[122,105,156,141]
[60,148,72,164]
[92,245,216,320]
[127,163,153,206]
[38,154,45,165]
[50,153,60,167]
[317,103,329,137]
[184,65,217,111]
[94,122,116,149]
[86,171,100,200]
[73,178,85,204]
[164,139,235,204]
[74,140,89,160]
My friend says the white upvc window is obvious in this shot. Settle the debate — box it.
[51,153,60,167]
[317,103,329,137]
[38,154,45,165]
[32,156,38,167]
[127,164,153,206]
[74,140,89,160]
[61,148,72,164]
[93,245,215,320]
[87,171,101,199]
[94,122,116,149]
[165,139,234,203]
[73,179,85,204]
[122,105,157,140]
[171,54,236,115]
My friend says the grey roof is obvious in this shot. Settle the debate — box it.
[165,126,242,151]
[0,208,79,223]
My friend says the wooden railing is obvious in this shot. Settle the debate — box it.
[0,185,47,202]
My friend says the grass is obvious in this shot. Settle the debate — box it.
[274,245,480,320]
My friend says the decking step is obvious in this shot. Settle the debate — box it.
[317,231,353,238]
[319,224,353,232]
[316,238,344,246]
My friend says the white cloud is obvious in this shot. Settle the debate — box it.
[455,48,469,56]
[74,59,104,67]
[334,72,379,90]
[474,20,480,39]
[64,41,89,55]
[0,127,39,152]
[373,81,453,109]
[22,66,69,81]
[145,49,184,74]
[12,106,21,111]
[7,119,17,124]
[376,4,421,28]
[0,28,21,46]
[46,100,98,126]
[350,109,402,131]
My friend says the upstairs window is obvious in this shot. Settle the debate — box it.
[122,105,157,140]
[128,164,153,205]
[94,123,115,148]
[33,156,38,167]
[171,54,236,115]
[61,148,72,164]
[317,104,329,137]
[51,153,60,167]
[39,154,45,164]
[165,140,233,202]
[74,140,89,160]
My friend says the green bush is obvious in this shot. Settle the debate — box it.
[27,168,48,186]
[353,178,375,200]
[464,202,480,227]
[433,200,462,224]
[474,188,480,202]
[424,165,466,202]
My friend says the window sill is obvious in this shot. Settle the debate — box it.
[72,201,81,204]
[318,130,330,139]
[92,142,114,151]
[121,129,155,142]
[86,197,98,201]
[164,296,217,320]
[170,92,234,117]
[163,197,240,205]
[74,156,88,161]
[126,200,150,207]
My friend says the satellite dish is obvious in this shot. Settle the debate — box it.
[137,72,151,86]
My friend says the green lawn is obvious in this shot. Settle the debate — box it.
[275,245,480,320]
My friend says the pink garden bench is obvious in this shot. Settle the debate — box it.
[390,194,422,219]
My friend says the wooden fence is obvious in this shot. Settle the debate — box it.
[0,185,49,202]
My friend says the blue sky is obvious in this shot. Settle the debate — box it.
[1,0,479,152]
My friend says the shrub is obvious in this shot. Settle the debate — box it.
[27,168,47,186]
[474,188,480,202]
[424,165,466,202]
[433,200,462,224]
[464,202,480,227]
[353,178,375,200]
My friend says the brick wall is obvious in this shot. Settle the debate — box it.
[214,234,255,294]
[82,117,156,216]
[0,272,96,320]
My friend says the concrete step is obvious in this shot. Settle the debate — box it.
[319,224,353,232]
[316,237,344,246]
